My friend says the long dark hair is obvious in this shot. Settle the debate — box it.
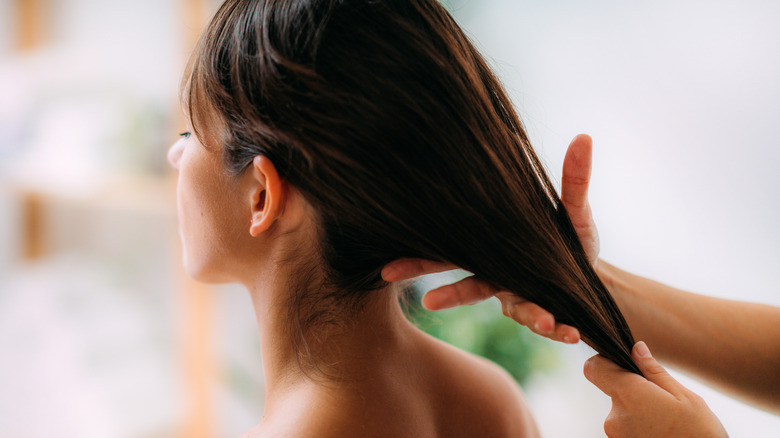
[185,0,642,375]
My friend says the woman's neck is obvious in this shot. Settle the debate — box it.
[244,271,419,407]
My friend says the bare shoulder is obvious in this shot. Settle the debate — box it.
[241,337,539,438]
[424,336,540,438]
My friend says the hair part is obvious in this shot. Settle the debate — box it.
[185,0,642,376]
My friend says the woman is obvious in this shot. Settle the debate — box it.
[168,0,639,436]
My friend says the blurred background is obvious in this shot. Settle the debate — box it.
[1,0,778,436]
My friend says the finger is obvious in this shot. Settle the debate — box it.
[583,354,643,397]
[495,293,582,343]
[554,323,581,344]
[422,276,499,310]
[632,341,687,395]
[561,134,594,228]
[382,258,459,282]
[498,296,554,332]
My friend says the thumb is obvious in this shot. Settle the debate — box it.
[633,341,686,395]
[561,134,593,217]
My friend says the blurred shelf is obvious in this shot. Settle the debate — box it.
[0,172,176,218]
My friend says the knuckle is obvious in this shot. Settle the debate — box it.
[603,410,627,438]
[507,306,524,324]
[470,279,491,300]
[500,300,513,318]
[562,175,589,186]
[452,281,467,304]
[478,283,497,299]
[527,304,545,320]
[684,391,706,407]
[583,357,596,379]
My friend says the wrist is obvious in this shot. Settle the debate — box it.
[595,260,618,296]
[595,260,631,317]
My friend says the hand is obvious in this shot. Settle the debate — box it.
[584,342,728,438]
[381,134,598,344]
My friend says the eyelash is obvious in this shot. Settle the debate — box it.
[179,132,191,139]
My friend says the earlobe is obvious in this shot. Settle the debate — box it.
[249,155,284,237]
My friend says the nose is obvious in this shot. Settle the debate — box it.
[167,139,184,170]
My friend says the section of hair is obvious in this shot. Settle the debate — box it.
[186,0,641,376]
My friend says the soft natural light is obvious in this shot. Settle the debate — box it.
[1,0,778,436]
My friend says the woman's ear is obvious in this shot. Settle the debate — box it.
[249,155,284,237]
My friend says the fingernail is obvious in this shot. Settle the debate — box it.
[634,341,651,358]
[562,335,571,343]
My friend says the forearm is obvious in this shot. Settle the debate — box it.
[597,260,780,414]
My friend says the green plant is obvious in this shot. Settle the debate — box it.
[404,283,558,385]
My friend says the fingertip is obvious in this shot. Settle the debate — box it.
[574,133,593,145]
[566,133,592,155]
[382,259,412,281]
[381,265,398,282]
[421,289,456,311]
[534,314,555,334]
[633,341,651,359]
[630,342,681,391]
[561,327,581,344]
[420,292,439,310]
[382,258,426,282]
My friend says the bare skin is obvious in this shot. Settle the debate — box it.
[383,134,780,436]
[168,126,539,437]
[584,342,726,438]
[596,260,780,415]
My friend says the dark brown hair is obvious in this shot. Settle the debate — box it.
[186,0,641,375]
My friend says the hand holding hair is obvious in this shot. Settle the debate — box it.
[382,133,597,344]
[382,130,780,433]
[584,342,728,438]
